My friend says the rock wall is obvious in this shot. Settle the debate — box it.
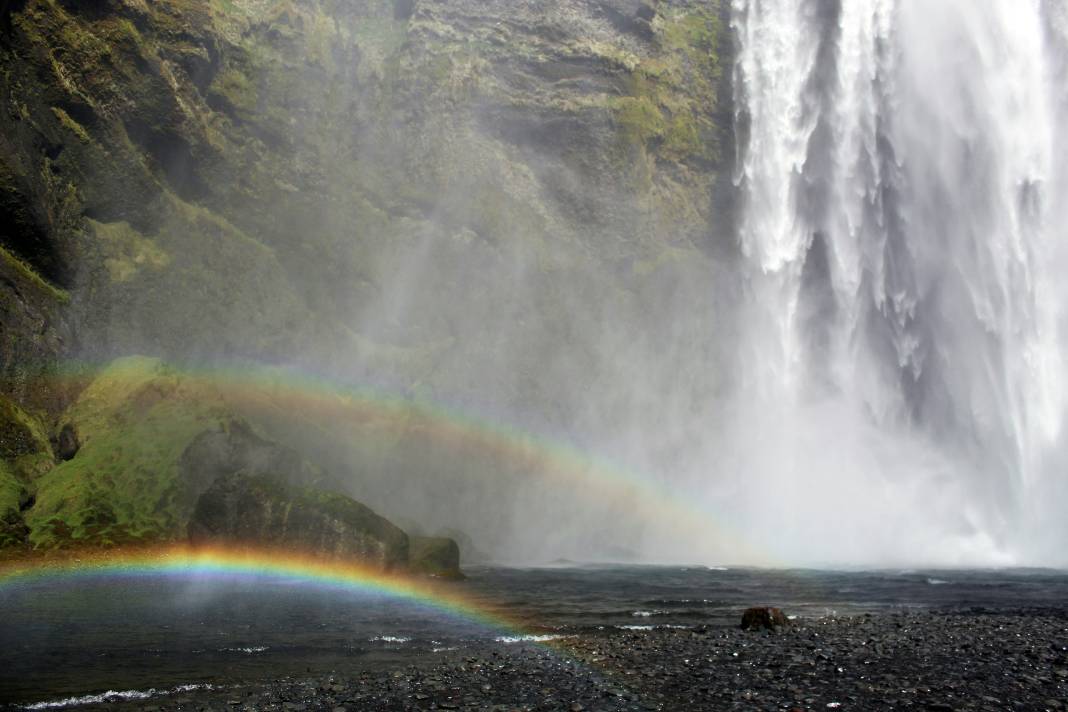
[0,0,733,406]
[0,0,736,563]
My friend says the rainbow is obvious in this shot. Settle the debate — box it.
[27,357,774,565]
[0,544,525,636]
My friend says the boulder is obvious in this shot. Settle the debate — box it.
[741,607,789,631]
[188,472,409,571]
[409,536,464,579]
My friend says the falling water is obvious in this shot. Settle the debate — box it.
[725,0,1068,565]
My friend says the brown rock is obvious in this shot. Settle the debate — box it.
[409,536,464,579]
[741,607,789,631]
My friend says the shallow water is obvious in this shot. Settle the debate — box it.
[3,565,1068,706]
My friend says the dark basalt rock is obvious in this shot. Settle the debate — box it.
[409,536,464,579]
[55,422,79,461]
[741,606,789,631]
[188,471,409,571]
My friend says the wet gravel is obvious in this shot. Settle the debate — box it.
[32,609,1068,711]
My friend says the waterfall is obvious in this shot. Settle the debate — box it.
[725,0,1068,564]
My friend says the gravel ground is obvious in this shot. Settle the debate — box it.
[23,609,1068,711]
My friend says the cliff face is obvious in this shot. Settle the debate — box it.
[0,0,734,561]
[0,0,732,402]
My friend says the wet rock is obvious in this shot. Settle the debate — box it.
[741,607,790,631]
[409,536,464,579]
[80,609,1068,712]
[188,471,409,570]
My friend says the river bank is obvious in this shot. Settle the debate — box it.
[17,608,1067,711]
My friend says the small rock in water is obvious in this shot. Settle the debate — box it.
[741,607,790,631]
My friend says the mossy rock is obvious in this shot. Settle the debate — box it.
[24,356,230,549]
[408,535,463,579]
[0,461,30,549]
[0,395,55,487]
[18,356,402,555]
[0,395,52,462]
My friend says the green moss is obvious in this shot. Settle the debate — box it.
[115,18,143,45]
[50,106,91,143]
[611,6,724,164]
[0,461,21,516]
[660,9,721,58]
[24,357,228,549]
[0,397,49,549]
[663,112,701,158]
[209,67,258,116]
[0,460,28,548]
[0,245,70,304]
[0,394,53,463]
[613,94,666,146]
[89,219,171,283]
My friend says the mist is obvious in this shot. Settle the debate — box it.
[53,0,1068,568]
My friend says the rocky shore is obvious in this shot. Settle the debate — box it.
[44,608,1068,711]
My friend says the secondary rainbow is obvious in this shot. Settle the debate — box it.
[37,358,773,565]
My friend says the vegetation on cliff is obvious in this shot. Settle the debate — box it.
[1,0,731,394]
[1,355,463,576]
[0,0,733,563]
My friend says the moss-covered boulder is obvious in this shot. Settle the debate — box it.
[10,355,429,571]
[409,535,463,579]
[188,472,409,571]
[19,355,340,550]
[22,356,228,548]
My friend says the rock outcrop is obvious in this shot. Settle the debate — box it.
[0,0,732,409]
[0,394,54,547]
[4,355,465,577]
[188,472,410,571]
[0,0,735,564]
[409,536,464,579]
